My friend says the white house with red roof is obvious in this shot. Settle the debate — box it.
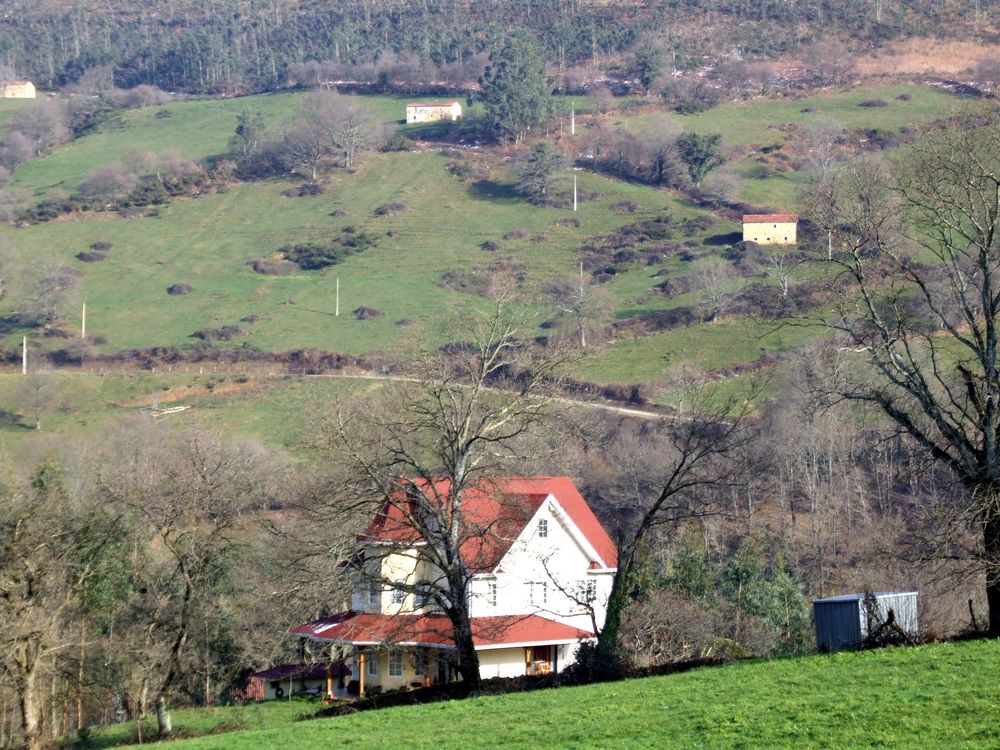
[290,477,617,695]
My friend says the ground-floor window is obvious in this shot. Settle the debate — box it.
[389,651,404,677]
[366,652,378,676]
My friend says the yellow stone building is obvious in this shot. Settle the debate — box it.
[742,213,798,245]
[1,80,36,99]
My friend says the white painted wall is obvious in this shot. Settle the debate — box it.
[467,494,614,634]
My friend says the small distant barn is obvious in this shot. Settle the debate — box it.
[405,100,462,124]
[813,591,918,652]
[240,662,351,702]
[742,213,798,245]
[1,80,36,99]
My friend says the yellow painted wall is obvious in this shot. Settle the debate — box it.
[743,221,797,245]
[1,81,35,99]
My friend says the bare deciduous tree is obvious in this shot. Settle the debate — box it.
[324,295,565,692]
[0,461,114,750]
[543,273,612,348]
[98,422,277,737]
[587,384,757,663]
[810,115,1000,632]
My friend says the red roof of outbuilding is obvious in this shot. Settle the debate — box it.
[289,611,593,648]
[742,213,798,223]
[362,476,617,571]
[406,101,460,108]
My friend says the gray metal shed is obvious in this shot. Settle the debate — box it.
[813,591,918,652]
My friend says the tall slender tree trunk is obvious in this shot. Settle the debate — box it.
[985,514,1000,635]
[16,649,42,750]
[154,696,171,737]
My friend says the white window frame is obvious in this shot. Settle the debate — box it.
[538,519,548,538]
[487,581,497,607]
[389,650,404,677]
[391,586,406,605]
[366,652,378,676]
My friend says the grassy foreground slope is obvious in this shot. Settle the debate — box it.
[110,640,999,750]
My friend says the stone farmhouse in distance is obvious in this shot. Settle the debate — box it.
[1,80,36,98]
[742,213,798,245]
[405,100,462,124]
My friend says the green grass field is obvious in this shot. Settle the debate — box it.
[84,639,1000,750]
[0,371,372,452]
[0,83,972,397]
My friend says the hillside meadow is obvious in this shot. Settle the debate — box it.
[76,639,1000,750]
[0,83,979,404]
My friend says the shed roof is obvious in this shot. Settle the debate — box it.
[814,591,918,604]
[742,213,799,223]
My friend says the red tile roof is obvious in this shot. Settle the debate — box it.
[362,476,617,572]
[406,101,460,108]
[290,611,593,648]
[743,213,799,223]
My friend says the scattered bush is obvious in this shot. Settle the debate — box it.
[552,217,581,227]
[90,241,112,252]
[858,98,888,108]
[503,229,530,240]
[381,133,412,152]
[280,228,377,270]
[282,183,325,197]
[446,160,474,181]
[76,252,106,263]
[374,202,409,216]
[613,201,639,213]
[167,284,193,295]
[354,306,383,320]
[480,240,501,252]
[896,93,912,101]
[250,258,295,277]
[329,209,347,217]
[191,325,242,341]
[240,314,264,323]
[395,318,415,326]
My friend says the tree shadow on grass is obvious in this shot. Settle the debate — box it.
[468,180,521,205]
[0,410,30,431]
[704,231,743,246]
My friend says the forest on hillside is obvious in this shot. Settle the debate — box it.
[0,0,995,95]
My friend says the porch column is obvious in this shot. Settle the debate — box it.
[359,651,366,697]
[326,662,333,699]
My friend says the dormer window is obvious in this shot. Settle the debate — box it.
[487,582,497,606]
[538,519,548,538]
[391,587,405,605]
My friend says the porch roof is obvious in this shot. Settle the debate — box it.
[289,611,594,650]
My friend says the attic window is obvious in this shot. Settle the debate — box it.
[538,519,549,538]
